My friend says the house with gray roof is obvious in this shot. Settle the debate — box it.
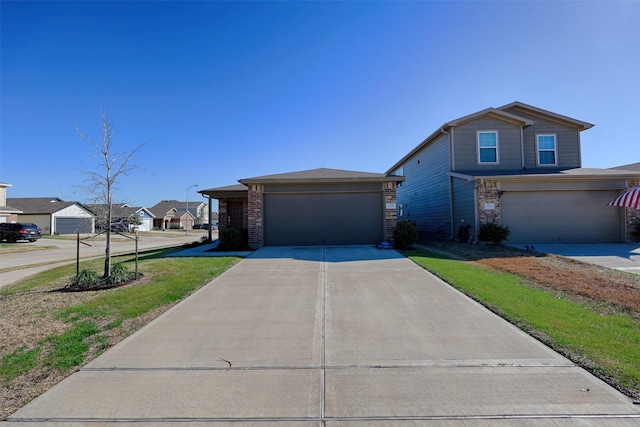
[7,197,95,234]
[200,168,403,247]
[86,204,155,232]
[386,101,640,243]
[149,200,209,231]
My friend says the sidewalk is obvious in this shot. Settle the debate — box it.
[4,246,639,425]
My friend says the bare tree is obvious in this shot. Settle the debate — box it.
[76,111,148,278]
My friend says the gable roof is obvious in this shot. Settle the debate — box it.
[445,107,534,128]
[7,197,88,215]
[499,101,594,131]
[87,204,155,218]
[386,102,594,175]
[239,168,403,185]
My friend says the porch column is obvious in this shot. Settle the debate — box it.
[247,184,263,248]
[384,181,398,242]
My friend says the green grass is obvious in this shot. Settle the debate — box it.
[0,347,42,383]
[405,249,640,396]
[0,251,238,385]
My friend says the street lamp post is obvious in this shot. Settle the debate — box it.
[186,184,198,235]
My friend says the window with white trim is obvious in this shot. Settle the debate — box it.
[477,131,498,164]
[537,134,557,166]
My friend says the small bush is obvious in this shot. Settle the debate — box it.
[478,222,510,244]
[394,220,418,249]
[109,262,132,284]
[73,269,99,288]
[218,227,248,251]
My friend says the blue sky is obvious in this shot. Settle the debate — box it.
[2,1,639,209]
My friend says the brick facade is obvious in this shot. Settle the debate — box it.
[247,184,264,248]
[384,181,398,242]
[476,179,502,225]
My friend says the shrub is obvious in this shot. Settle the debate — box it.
[73,269,99,288]
[478,222,510,244]
[394,220,418,249]
[218,227,248,251]
[109,262,132,284]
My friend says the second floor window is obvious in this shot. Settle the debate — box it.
[537,134,557,166]
[477,131,498,164]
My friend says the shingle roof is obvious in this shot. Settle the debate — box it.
[450,167,640,181]
[7,197,85,214]
[239,168,403,184]
[198,184,248,199]
[610,162,640,172]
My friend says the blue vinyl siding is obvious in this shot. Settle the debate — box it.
[451,177,476,239]
[396,134,452,240]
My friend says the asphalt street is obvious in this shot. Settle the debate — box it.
[0,230,214,288]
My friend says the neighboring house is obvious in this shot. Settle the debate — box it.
[87,204,155,232]
[7,197,95,234]
[199,168,403,247]
[0,183,22,223]
[149,200,208,230]
[386,102,640,244]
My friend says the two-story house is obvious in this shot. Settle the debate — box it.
[0,183,22,223]
[386,102,640,244]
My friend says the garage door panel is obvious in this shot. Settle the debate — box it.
[264,193,383,246]
[501,191,621,243]
[55,217,93,235]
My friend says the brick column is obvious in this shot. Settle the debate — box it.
[247,184,264,247]
[218,198,228,230]
[477,180,502,225]
[384,182,398,242]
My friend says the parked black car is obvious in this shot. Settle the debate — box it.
[193,223,218,230]
[0,222,42,243]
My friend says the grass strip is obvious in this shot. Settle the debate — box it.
[405,249,640,396]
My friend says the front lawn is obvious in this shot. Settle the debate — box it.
[0,249,239,418]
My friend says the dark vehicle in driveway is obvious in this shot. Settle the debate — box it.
[0,223,42,243]
[193,223,218,230]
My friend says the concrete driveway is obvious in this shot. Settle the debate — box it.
[510,243,640,275]
[4,245,639,425]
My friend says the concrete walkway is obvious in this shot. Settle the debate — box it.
[4,246,639,425]
[510,243,640,275]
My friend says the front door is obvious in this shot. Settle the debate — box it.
[227,201,244,229]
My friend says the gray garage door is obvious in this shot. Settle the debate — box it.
[264,192,383,246]
[501,190,622,243]
[55,217,93,234]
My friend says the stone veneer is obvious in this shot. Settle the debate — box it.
[476,179,502,225]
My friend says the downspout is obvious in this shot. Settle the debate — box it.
[520,126,525,169]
